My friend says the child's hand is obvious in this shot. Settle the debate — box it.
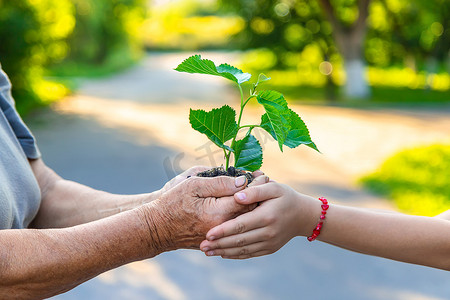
[200,182,318,259]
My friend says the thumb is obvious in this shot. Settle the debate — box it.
[234,181,281,205]
[248,175,270,187]
[193,175,248,198]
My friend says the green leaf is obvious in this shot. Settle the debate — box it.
[256,73,271,85]
[253,73,271,93]
[284,109,319,151]
[216,63,252,84]
[257,90,290,151]
[175,54,251,84]
[261,109,319,152]
[232,134,263,172]
[189,105,238,151]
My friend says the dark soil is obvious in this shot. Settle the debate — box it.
[196,166,253,184]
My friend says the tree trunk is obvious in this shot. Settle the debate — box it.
[425,56,438,91]
[336,32,370,99]
[343,59,369,98]
[319,0,371,99]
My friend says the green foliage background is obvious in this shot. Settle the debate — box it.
[361,144,450,216]
[66,0,145,66]
[218,0,450,93]
[0,0,146,114]
[0,0,75,113]
[218,0,450,68]
[1,0,448,214]
[1,0,449,114]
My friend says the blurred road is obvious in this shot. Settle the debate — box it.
[27,52,450,300]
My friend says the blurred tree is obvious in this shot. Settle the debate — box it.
[220,0,371,99]
[0,0,75,112]
[67,0,146,65]
[318,0,371,98]
[221,0,450,98]
[369,0,450,86]
[0,0,147,113]
[220,1,333,66]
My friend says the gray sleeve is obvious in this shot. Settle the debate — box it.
[0,67,41,159]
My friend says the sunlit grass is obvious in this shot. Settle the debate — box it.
[142,15,244,50]
[49,47,139,79]
[14,48,139,116]
[239,48,450,95]
[360,144,450,216]
[32,78,70,103]
[142,0,244,51]
[368,67,450,91]
[241,83,450,106]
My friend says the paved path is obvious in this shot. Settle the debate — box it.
[26,53,450,300]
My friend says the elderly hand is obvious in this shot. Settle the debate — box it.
[160,167,265,195]
[137,174,265,252]
[159,166,210,195]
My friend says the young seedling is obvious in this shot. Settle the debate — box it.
[175,54,318,180]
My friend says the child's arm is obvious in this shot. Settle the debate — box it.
[200,182,450,270]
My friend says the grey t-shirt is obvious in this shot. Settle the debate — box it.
[0,66,41,229]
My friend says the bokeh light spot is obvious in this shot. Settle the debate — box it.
[319,61,333,75]
[306,19,320,34]
[250,17,275,35]
[274,3,290,17]
[430,22,444,37]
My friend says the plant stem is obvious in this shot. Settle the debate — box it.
[228,86,257,169]
[238,124,263,137]
[237,96,256,129]
[239,124,263,129]
[243,95,256,109]
[224,148,230,169]
[227,84,245,169]
[237,84,245,127]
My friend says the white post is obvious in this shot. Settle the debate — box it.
[344,59,370,99]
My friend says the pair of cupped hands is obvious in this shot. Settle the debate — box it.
[141,166,310,259]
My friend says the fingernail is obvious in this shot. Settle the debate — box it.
[235,176,247,187]
[208,236,216,241]
[235,192,247,201]
[202,247,210,252]
[206,251,215,256]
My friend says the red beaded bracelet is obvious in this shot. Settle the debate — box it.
[307,197,329,242]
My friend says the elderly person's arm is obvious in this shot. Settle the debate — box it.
[0,174,254,299]
[29,158,206,228]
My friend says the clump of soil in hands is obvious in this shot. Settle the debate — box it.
[196,166,253,184]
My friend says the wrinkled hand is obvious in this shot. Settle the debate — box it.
[199,182,318,259]
[160,167,265,194]
[139,174,258,252]
[159,166,210,195]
